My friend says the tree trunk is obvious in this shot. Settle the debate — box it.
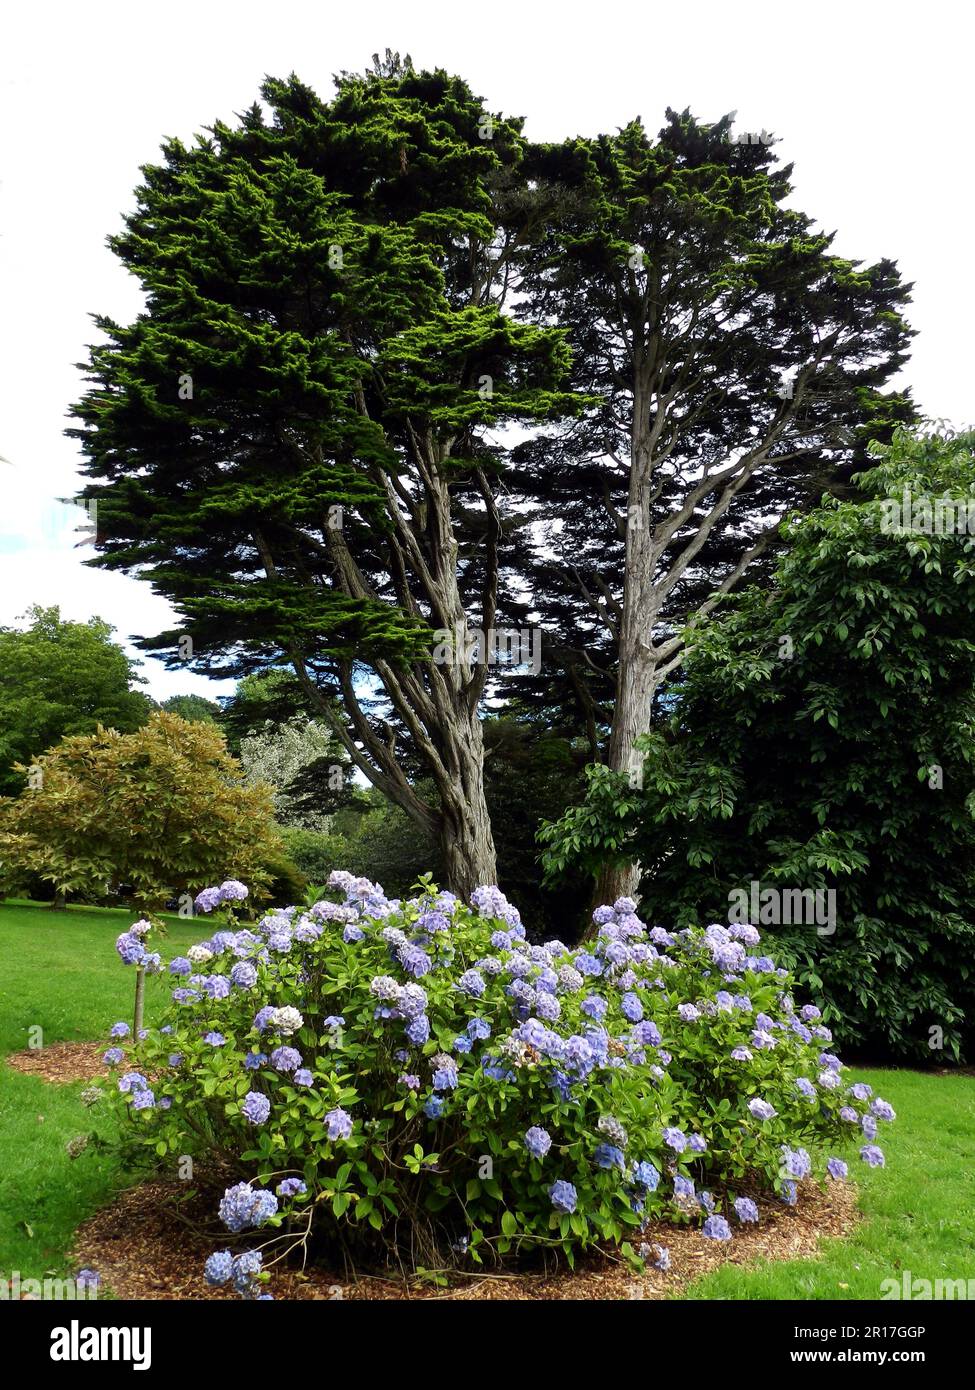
[594,387,660,911]
[436,707,497,900]
[49,891,67,911]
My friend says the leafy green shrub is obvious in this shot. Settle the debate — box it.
[542,430,975,1061]
[103,875,893,1295]
[277,827,356,886]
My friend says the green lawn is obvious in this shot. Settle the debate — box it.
[682,1066,975,1299]
[0,900,203,1282]
[1,899,973,1298]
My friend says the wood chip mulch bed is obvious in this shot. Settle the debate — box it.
[5,1041,105,1084]
[70,1175,859,1301]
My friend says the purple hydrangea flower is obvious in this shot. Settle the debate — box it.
[242,1091,271,1124]
[271,1046,302,1073]
[325,1107,353,1141]
[231,961,258,989]
[458,969,486,998]
[702,1215,732,1241]
[860,1144,885,1168]
[277,1178,307,1198]
[827,1157,848,1180]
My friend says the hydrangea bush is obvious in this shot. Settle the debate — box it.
[104,873,894,1295]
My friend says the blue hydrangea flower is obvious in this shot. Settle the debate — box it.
[662,1127,687,1153]
[620,992,643,1022]
[218,1182,277,1233]
[242,1091,271,1124]
[204,1250,233,1285]
[293,1069,314,1086]
[524,1126,552,1159]
[631,1161,660,1191]
[103,1047,124,1066]
[466,1018,491,1041]
[860,1144,885,1168]
[827,1157,848,1180]
[702,1215,732,1241]
[734,1197,759,1223]
[405,1014,430,1046]
[115,933,145,966]
[424,1096,445,1119]
[109,1022,130,1039]
[195,886,223,913]
[548,1180,577,1214]
[594,1143,625,1170]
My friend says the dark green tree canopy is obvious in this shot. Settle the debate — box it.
[0,605,151,795]
[503,108,915,746]
[69,61,577,892]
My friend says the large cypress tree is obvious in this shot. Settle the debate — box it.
[510,110,915,900]
[69,56,575,895]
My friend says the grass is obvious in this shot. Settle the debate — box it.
[0,899,203,1282]
[682,1067,975,1299]
[0,898,973,1298]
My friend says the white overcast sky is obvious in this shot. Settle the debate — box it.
[1,0,971,699]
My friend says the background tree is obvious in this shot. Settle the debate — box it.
[0,605,151,795]
[238,718,347,831]
[512,109,915,901]
[69,58,576,897]
[158,693,220,723]
[542,430,975,1061]
[0,711,280,911]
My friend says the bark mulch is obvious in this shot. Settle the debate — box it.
[70,1176,859,1301]
[5,1042,105,1084]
